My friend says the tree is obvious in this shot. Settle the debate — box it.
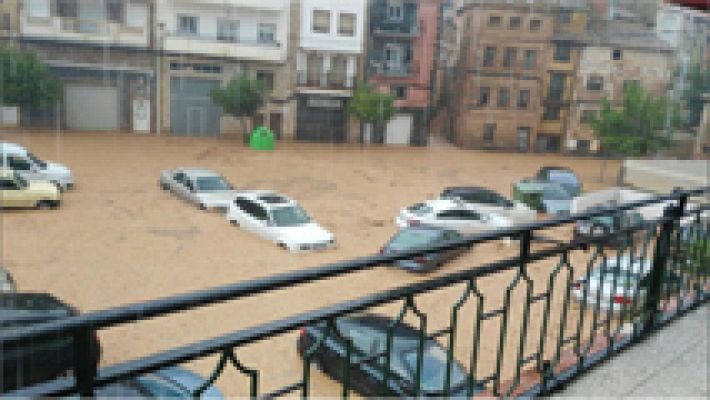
[0,46,60,115]
[210,74,266,142]
[682,65,710,127]
[347,82,395,144]
[590,82,679,181]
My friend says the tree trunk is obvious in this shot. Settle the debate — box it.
[242,117,249,144]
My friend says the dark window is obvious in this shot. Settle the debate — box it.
[517,90,530,109]
[503,47,517,68]
[543,106,561,121]
[530,19,541,31]
[235,199,268,221]
[483,46,496,67]
[258,23,276,43]
[313,9,331,33]
[106,0,123,23]
[557,11,572,25]
[523,49,537,69]
[173,172,185,183]
[0,179,19,190]
[257,71,274,92]
[488,16,501,27]
[577,140,591,153]
[483,123,496,143]
[185,180,195,192]
[479,87,490,106]
[548,73,566,101]
[554,43,571,62]
[1,13,10,30]
[459,210,482,220]
[7,156,32,171]
[177,15,198,35]
[587,76,603,91]
[497,87,510,107]
[581,110,597,123]
[217,20,239,42]
[437,210,481,220]
[612,49,622,60]
[393,86,407,99]
[57,0,78,18]
[509,16,521,29]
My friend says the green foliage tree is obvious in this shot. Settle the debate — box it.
[0,46,60,113]
[210,74,266,141]
[590,82,680,181]
[347,82,395,143]
[682,65,710,127]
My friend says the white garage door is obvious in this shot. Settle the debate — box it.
[65,85,119,131]
[385,114,413,145]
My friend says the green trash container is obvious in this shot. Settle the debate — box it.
[249,126,275,150]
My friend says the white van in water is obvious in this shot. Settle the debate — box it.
[0,142,74,191]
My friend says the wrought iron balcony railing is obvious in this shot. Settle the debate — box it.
[0,188,708,398]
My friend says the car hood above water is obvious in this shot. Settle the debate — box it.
[277,223,334,245]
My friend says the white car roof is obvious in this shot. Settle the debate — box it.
[0,142,28,155]
[177,168,222,179]
[236,190,296,208]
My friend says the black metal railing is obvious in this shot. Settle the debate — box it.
[1,188,708,398]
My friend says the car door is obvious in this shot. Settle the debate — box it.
[0,178,26,208]
[235,199,272,240]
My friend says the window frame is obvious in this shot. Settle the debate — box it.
[529,19,541,31]
[483,123,496,144]
[517,90,530,109]
[523,49,537,70]
[338,12,356,37]
[587,75,604,91]
[258,23,277,43]
[488,15,501,27]
[177,14,199,36]
[509,16,521,29]
[497,87,510,108]
[483,46,497,67]
[217,19,239,42]
[503,47,517,68]
[312,9,331,34]
[478,87,491,107]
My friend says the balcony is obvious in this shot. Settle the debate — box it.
[20,16,148,47]
[372,22,420,39]
[162,33,284,62]
[368,62,418,77]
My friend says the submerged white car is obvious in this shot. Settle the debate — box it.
[227,191,335,252]
[572,257,651,312]
[395,199,513,235]
[1,142,74,191]
[160,168,237,212]
[440,186,537,224]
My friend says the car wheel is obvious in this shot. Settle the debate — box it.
[230,220,239,227]
[199,203,207,211]
[36,200,53,210]
[278,243,288,251]
[160,182,170,190]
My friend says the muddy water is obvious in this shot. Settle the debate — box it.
[1,132,621,396]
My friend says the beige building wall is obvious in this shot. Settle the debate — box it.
[0,0,18,35]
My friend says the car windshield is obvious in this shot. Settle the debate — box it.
[407,203,433,216]
[271,206,311,227]
[389,229,443,249]
[195,176,232,191]
[26,152,47,169]
[543,186,572,200]
[548,170,578,185]
[397,343,467,392]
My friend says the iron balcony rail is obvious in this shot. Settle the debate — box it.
[1,187,708,398]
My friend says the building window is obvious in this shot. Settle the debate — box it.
[509,16,521,29]
[488,16,501,27]
[587,75,603,91]
[497,87,510,107]
[258,23,276,43]
[548,73,566,101]
[388,0,403,21]
[106,0,123,23]
[612,49,622,60]
[623,80,640,92]
[256,71,274,93]
[553,43,571,62]
[392,86,407,99]
[523,49,537,70]
[1,13,9,31]
[312,9,331,33]
[581,110,597,123]
[577,140,591,153]
[483,46,496,67]
[217,20,239,42]
[530,19,541,31]
[543,106,560,121]
[177,15,198,35]
[338,13,356,36]
[57,0,78,18]
[483,124,496,143]
[557,11,572,25]
[518,127,531,151]
[503,47,517,68]
[479,87,490,106]
[517,90,530,109]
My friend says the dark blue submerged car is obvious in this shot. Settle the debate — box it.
[297,314,485,398]
[380,226,470,273]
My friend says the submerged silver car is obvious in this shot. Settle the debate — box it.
[159,168,237,212]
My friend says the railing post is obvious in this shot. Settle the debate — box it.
[73,327,96,397]
[642,194,686,335]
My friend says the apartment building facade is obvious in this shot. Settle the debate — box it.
[452,0,554,151]
[568,18,675,153]
[295,0,366,142]
[0,0,19,37]
[366,0,441,146]
[18,0,153,131]
[155,0,293,138]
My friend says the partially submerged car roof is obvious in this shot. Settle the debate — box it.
[0,142,28,155]
[179,168,222,178]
